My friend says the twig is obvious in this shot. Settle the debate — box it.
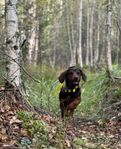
[114,76,121,80]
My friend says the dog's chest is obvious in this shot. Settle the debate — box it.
[59,86,81,100]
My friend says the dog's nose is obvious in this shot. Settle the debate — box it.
[74,76,78,81]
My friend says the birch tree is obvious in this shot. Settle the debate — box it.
[28,0,38,65]
[94,5,100,67]
[77,0,83,68]
[106,0,112,74]
[89,0,95,68]
[5,0,22,89]
[86,0,90,66]
[66,0,76,66]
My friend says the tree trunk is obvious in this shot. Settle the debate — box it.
[5,0,22,89]
[28,0,38,65]
[33,26,38,65]
[99,28,106,66]
[94,12,100,67]
[49,23,57,68]
[77,0,83,68]
[86,1,90,66]
[66,0,76,66]
[89,0,94,68]
[106,0,112,74]
[116,28,119,65]
[70,10,76,66]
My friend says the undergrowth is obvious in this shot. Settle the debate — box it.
[24,65,59,115]
[24,65,121,118]
[77,71,110,117]
[17,111,49,148]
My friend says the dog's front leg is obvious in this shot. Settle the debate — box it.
[60,100,65,119]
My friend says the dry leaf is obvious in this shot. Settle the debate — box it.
[65,139,71,147]
[10,116,22,124]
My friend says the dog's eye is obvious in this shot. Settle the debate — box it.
[76,71,80,75]
[68,71,73,75]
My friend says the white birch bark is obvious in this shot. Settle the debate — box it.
[28,0,38,65]
[66,0,76,66]
[70,12,76,66]
[77,0,83,68]
[89,1,94,68]
[86,1,90,66]
[5,0,21,88]
[33,26,38,65]
[106,0,112,72]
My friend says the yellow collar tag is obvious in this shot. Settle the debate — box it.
[64,85,78,93]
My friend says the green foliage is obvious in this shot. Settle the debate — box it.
[17,111,49,148]
[112,64,121,76]
[17,111,48,135]
[24,65,60,115]
[77,71,110,117]
[24,66,121,119]
[73,137,85,146]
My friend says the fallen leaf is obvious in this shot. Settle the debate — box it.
[65,139,71,147]
[10,116,22,124]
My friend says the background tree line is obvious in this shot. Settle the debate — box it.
[0,0,121,73]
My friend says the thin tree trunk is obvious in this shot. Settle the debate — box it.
[66,0,76,66]
[5,0,22,89]
[70,11,76,65]
[86,1,90,66]
[49,24,56,68]
[94,12,100,67]
[77,0,83,68]
[106,0,112,74]
[116,28,119,65]
[28,0,38,65]
[89,0,94,68]
[33,26,38,65]
[99,28,106,66]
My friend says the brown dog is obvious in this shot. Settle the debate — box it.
[58,66,86,119]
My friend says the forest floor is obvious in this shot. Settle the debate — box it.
[1,73,121,149]
[0,95,121,149]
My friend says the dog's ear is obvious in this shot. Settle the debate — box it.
[58,70,67,83]
[80,69,87,82]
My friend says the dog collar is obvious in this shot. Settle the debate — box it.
[64,85,79,93]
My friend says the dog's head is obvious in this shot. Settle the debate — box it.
[58,66,87,85]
